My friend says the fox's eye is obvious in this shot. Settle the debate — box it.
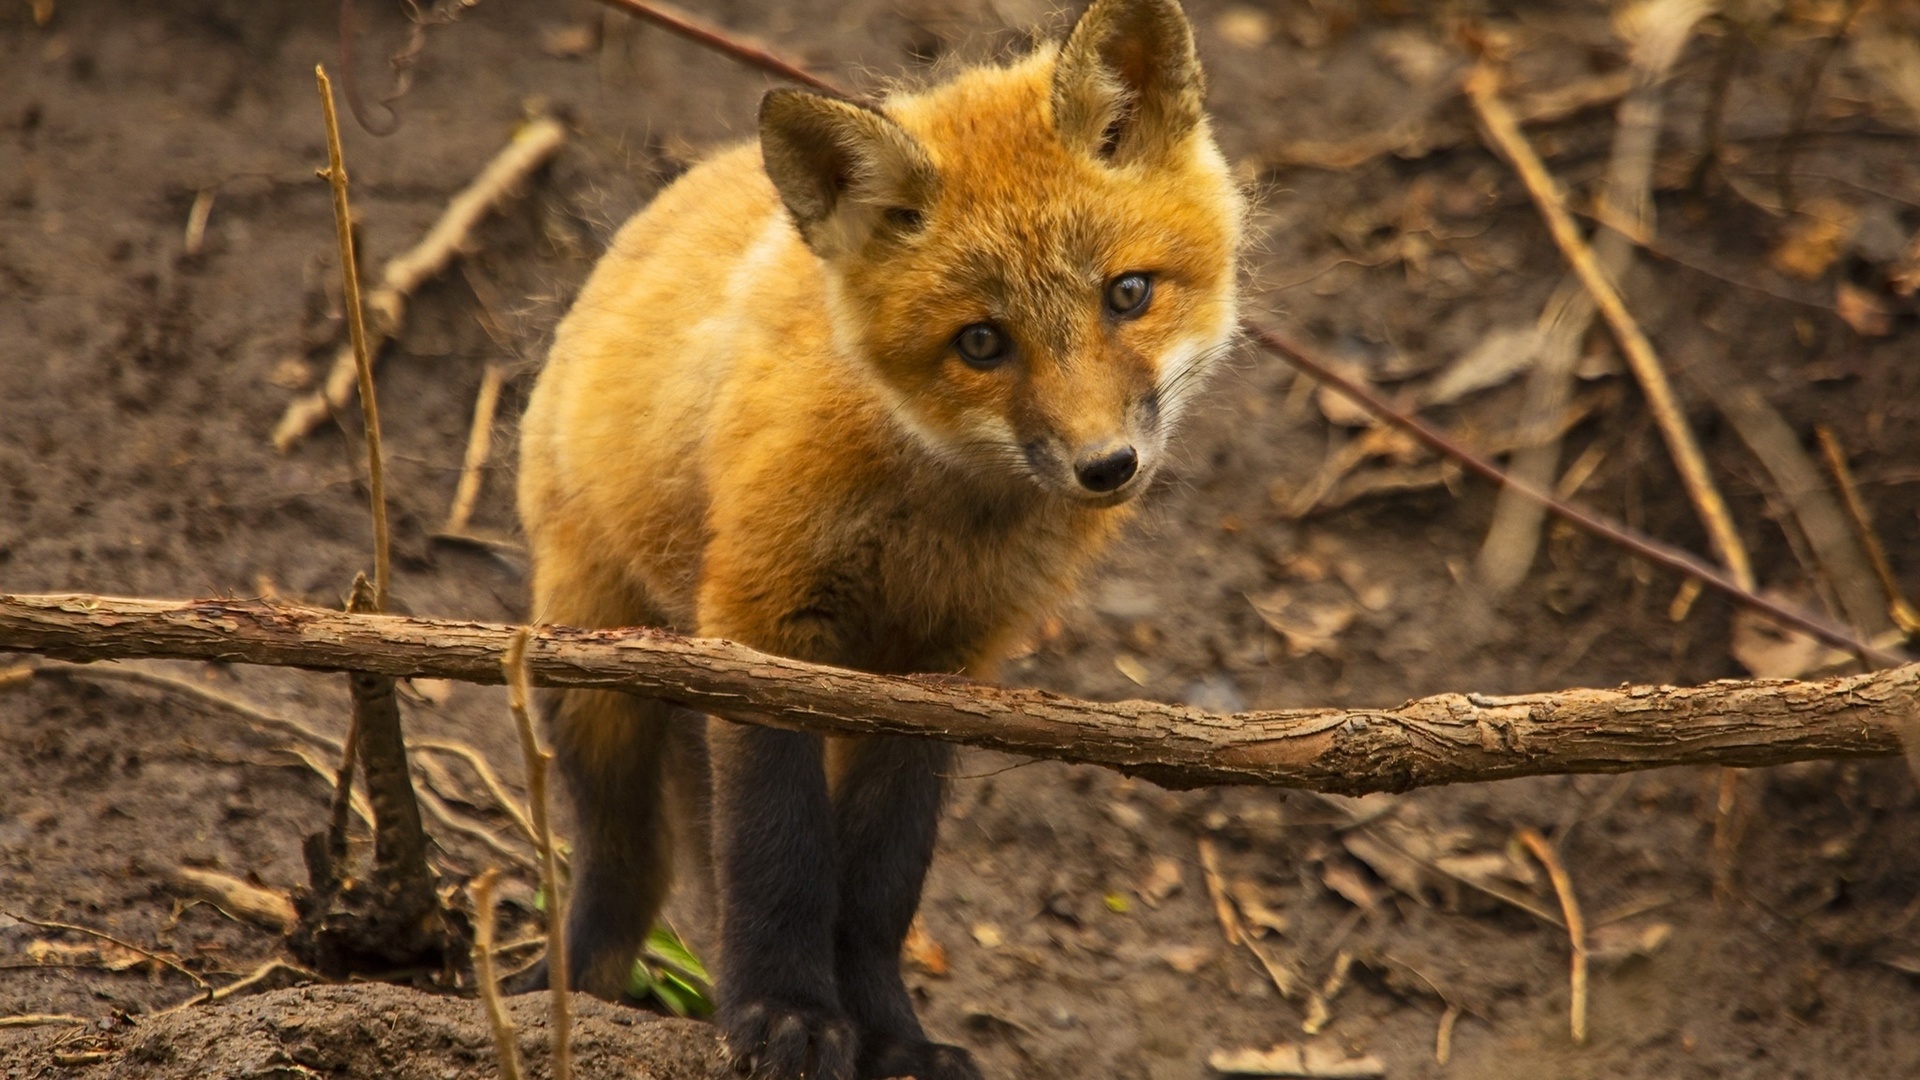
[954,322,1009,368]
[1105,272,1153,318]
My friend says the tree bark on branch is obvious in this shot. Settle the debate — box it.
[2,593,1910,794]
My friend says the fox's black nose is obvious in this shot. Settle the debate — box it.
[1074,445,1138,493]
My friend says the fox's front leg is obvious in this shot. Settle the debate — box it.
[829,735,982,1080]
[707,717,857,1080]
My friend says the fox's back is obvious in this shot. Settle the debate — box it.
[517,145,829,627]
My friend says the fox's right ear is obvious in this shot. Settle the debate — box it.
[759,90,939,259]
[1052,0,1204,166]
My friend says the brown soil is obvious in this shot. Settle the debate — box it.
[7,1,1920,1078]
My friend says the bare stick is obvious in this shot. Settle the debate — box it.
[183,188,216,257]
[1465,64,1755,594]
[505,628,569,1080]
[4,593,1916,793]
[0,1014,86,1029]
[1197,838,1242,948]
[471,868,526,1080]
[287,743,375,827]
[1517,828,1588,1045]
[161,867,297,934]
[273,115,567,451]
[23,660,344,750]
[1776,0,1868,211]
[1242,324,1903,668]
[155,959,321,1016]
[587,0,845,96]
[1816,426,1920,635]
[4,911,207,990]
[325,706,364,873]
[1434,1003,1461,1066]
[316,65,391,612]
[445,363,508,536]
[1684,352,1890,640]
[416,784,541,875]
[414,739,538,848]
[1479,1,1711,591]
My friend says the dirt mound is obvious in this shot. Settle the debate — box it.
[4,983,727,1080]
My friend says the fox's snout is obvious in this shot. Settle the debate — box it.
[1074,443,1137,493]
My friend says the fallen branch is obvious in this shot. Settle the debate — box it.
[1517,828,1589,1046]
[1466,64,1756,594]
[161,867,297,934]
[4,910,206,990]
[1477,0,1710,592]
[0,1015,87,1030]
[1243,324,1905,668]
[587,0,844,97]
[504,629,570,1080]
[272,114,566,451]
[470,868,526,1080]
[2,593,1913,794]
[444,362,508,536]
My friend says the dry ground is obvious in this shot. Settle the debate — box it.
[6,1,1920,1077]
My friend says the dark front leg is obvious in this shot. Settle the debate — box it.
[546,688,673,1001]
[709,718,857,1080]
[830,737,981,1080]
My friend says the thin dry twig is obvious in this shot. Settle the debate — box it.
[315,65,391,612]
[325,704,365,871]
[0,1014,87,1029]
[1465,64,1755,595]
[155,959,320,1016]
[1198,837,1314,1007]
[1435,1002,1462,1066]
[1816,426,1920,636]
[1516,828,1588,1045]
[25,660,342,752]
[444,363,508,536]
[416,784,541,875]
[1777,0,1869,211]
[1711,766,1747,904]
[1197,837,1242,948]
[1244,325,1903,667]
[286,743,376,827]
[1683,348,1889,641]
[587,0,843,96]
[471,868,526,1080]
[183,188,216,257]
[414,739,538,848]
[273,115,567,451]
[505,628,570,1080]
[4,911,207,991]
[161,867,297,934]
[1478,0,1711,592]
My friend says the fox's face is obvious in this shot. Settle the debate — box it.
[760,0,1242,506]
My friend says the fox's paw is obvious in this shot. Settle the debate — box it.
[721,1000,858,1080]
[862,1038,982,1080]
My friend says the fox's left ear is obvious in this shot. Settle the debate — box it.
[759,90,940,259]
[1052,0,1204,166]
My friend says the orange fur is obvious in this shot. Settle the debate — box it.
[516,5,1243,1059]
[520,32,1243,670]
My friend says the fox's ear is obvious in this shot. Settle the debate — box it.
[1052,0,1204,165]
[759,90,939,259]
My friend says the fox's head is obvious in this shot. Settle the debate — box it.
[759,0,1243,506]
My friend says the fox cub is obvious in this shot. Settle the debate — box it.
[516,0,1242,1075]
